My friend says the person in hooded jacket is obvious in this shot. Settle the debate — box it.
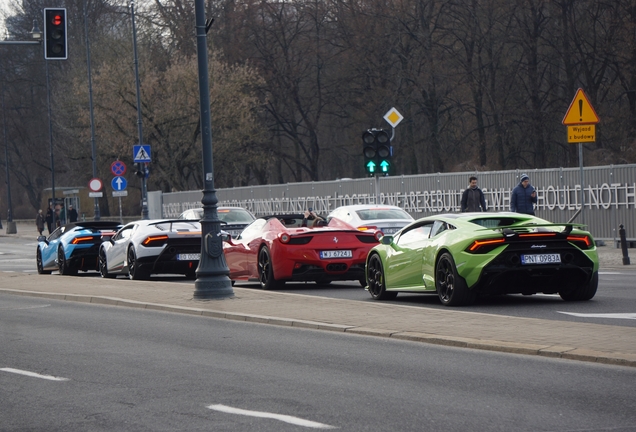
[510,173,537,215]
[461,176,487,212]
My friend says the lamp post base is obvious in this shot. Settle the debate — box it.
[5,221,17,234]
[193,275,234,300]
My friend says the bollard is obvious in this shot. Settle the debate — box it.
[619,224,631,265]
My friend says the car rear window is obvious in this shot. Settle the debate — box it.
[355,208,413,221]
[469,217,521,228]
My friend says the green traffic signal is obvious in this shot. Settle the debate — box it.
[366,160,377,173]
[362,128,392,176]
[380,159,390,173]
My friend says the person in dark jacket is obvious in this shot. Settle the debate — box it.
[45,205,54,234]
[36,209,45,236]
[68,205,78,223]
[461,176,487,212]
[510,173,537,215]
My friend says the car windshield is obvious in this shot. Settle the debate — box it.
[355,208,412,221]
[218,208,255,223]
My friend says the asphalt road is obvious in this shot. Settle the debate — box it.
[3,235,635,327]
[2,294,635,432]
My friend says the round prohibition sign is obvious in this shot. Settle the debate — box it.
[88,178,103,192]
[111,160,127,176]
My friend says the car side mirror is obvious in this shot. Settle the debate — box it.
[381,235,393,245]
[220,231,233,244]
[37,235,47,243]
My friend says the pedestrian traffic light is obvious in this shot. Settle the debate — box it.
[44,8,67,60]
[362,129,392,176]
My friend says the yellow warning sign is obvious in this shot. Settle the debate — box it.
[562,88,600,125]
[567,125,596,143]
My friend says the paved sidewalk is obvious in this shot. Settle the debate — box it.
[2,221,635,368]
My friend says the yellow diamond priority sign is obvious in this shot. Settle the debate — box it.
[384,107,404,128]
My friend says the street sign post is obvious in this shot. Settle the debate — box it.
[111,160,127,176]
[562,88,601,225]
[88,178,102,191]
[133,145,151,162]
[88,178,103,198]
[111,176,128,191]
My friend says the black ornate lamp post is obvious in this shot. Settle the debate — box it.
[192,1,233,299]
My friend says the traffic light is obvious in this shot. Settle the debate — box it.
[362,129,392,176]
[44,8,67,60]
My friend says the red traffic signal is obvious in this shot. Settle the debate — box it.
[44,8,67,60]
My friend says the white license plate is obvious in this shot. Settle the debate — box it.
[177,253,200,261]
[521,253,561,264]
[320,250,352,259]
[382,227,400,234]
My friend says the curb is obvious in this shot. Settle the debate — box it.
[4,288,636,369]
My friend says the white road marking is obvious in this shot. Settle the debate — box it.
[599,272,624,275]
[0,368,69,381]
[207,404,337,429]
[557,312,636,320]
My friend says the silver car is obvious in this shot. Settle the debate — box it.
[179,207,256,238]
[98,219,201,280]
[327,204,414,235]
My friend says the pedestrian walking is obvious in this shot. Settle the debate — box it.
[510,173,537,215]
[460,176,487,212]
[36,209,45,236]
[45,205,54,234]
[68,205,78,223]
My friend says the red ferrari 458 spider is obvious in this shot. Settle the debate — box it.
[223,214,382,289]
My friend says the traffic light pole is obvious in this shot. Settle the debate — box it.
[45,59,57,229]
[84,0,100,220]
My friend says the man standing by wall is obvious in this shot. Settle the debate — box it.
[461,176,487,212]
[68,205,78,223]
[510,174,537,215]
[45,205,54,234]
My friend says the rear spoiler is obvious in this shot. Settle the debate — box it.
[478,223,587,236]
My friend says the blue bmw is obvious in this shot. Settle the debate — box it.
[37,221,122,275]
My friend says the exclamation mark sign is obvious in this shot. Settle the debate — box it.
[579,99,583,121]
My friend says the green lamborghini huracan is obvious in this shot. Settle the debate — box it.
[365,212,599,306]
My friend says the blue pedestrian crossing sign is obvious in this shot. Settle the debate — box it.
[111,176,128,191]
[133,145,151,162]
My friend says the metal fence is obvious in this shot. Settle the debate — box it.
[156,164,636,242]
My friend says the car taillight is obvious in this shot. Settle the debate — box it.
[374,230,383,242]
[279,233,291,244]
[357,226,377,232]
[466,238,506,253]
[567,234,593,249]
[142,235,169,246]
[71,236,95,244]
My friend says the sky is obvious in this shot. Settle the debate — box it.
[0,0,11,38]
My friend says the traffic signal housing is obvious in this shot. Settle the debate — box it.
[362,129,392,176]
[44,8,67,60]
